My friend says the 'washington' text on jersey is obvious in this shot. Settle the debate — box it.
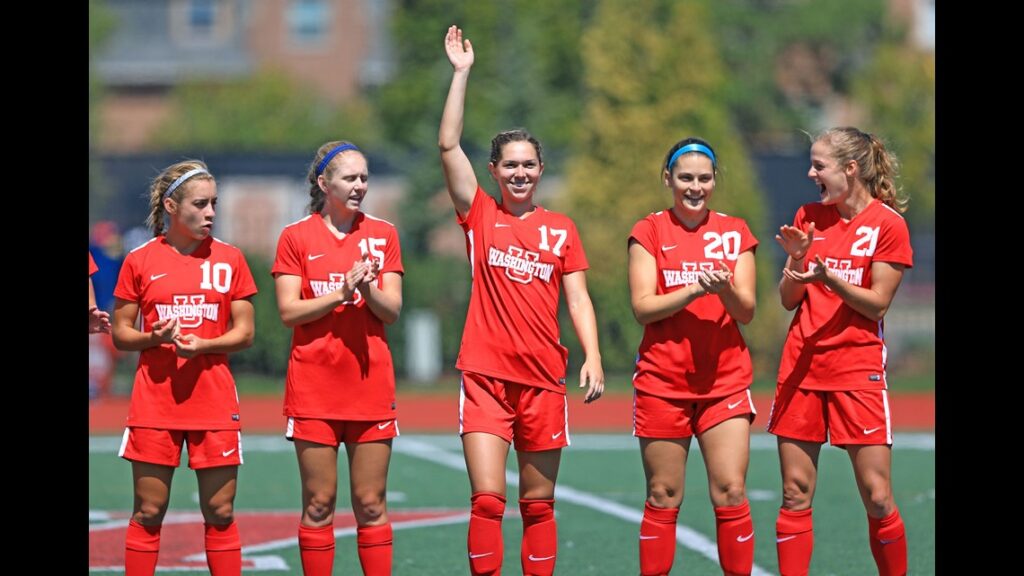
[813,258,865,287]
[663,261,716,288]
[488,245,555,284]
[155,295,220,328]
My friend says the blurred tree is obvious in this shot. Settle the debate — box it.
[852,39,935,228]
[560,0,782,380]
[89,0,117,222]
[153,72,382,152]
[708,0,887,149]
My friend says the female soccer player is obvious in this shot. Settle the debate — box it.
[628,137,758,576]
[111,160,257,576]
[769,127,913,576]
[440,25,605,576]
[272,141,403,576]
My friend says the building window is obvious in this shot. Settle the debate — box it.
[288,0,330,46]
[188,0,217,37]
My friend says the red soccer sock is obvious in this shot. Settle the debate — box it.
[776,507,814,576]
[868,509,907,576]
[204,521,242,576]
[715,499,754,576]
[520,499,557,576]
[639,502,679,576]
[468,491,506,576]
[298,524,336,576]
[125,519,161,576]
[357,523,393,576]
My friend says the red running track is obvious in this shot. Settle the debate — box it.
[89,392,934,434]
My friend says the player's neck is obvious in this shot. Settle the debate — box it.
[671,205,708,229]
[164,229,203,255]
[836,188,872,221]
[322,207,358,236]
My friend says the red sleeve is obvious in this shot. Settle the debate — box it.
[89,252,98,276]
[792,205,810,231]
[629,216,657,257]
[457,186,491,231]
[271,226,303,277]
[113,252,140,302]
[231,250,259,300]
[873,215,914,268]
[563,219,589,273]
[738,218,759,254]
[382,225,404,275]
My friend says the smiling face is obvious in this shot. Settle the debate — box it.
[807,139,856,205]
[488,140,544,206]
[318,151,369,215]
[165,178,217,240]
[665,152,715,219]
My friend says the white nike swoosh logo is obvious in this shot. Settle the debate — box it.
[813,237,826,241]
[638,535,659,540]
[308,254,325,261]
[863,427,881,434]
[661,244,677,251]
[495,223,511,228]
[776,535,797,543]
[221,448,236,457]
[737,532,754,542]
[378,421,393,430]
[879,538,900,545]
[150,274,168,281]
[727,400,744,410]
[551,431,563,440]
[468,552,494,559]
[528,554,556,561]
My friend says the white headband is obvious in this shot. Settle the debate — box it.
[164,168,210,199]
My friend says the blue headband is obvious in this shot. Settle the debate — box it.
[316,143,360,176]
[164,168,210,199]
[666,143,717,171]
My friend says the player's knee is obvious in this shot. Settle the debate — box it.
[862,484,894,517]
[305,492,337,524]
[202,500,235,525]
[647,481,683,508]
[352,490,386,524]
[134,499,170,525]
[711,480,747,507]
[781,478,813,510]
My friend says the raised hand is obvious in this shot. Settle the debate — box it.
[444,25,474,71]
[775,222,816,261]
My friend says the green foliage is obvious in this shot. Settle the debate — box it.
[852,42,935,227]
[560,0,782,378]
[89,0,117,222]
[153,72,382,152]
[708,0,887,145]
[230,256,292,376]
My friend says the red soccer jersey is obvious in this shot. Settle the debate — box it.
[89,252,98,276]
[272,212,404,420]
[456,187,589,392]
[777,200,914,391]
[114,236,258,430]
[630,209,758,399]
